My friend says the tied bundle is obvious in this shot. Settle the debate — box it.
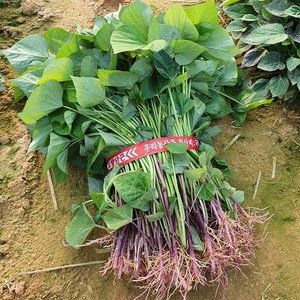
[2,0,267,298]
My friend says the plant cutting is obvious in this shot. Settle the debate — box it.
[2,0,266,298]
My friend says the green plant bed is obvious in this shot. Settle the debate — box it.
[222,0,300,102]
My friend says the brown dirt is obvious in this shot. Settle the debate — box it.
[0,1,300,299]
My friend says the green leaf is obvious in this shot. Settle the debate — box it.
[191,98,206,130]
[56,148,68,173]
[184,166,207,181]
[28,117,52,152]
[119,0,153,38]
[18,81,63,124]
[216,59,238,86]
[94,23,114,51]
[164,5,199,42]
[185,0,219,25]
[200,182,217,200]
[173,93,194,116]
[286,57,300,72]
[264,0,292,17]
[220,0,240,7]
[122,96,137,122]
[241,48,266,68]
[99,131,125,147]
[91,193,108,214]
[146,212,165,222]
[111,24,146,54]
[11,68,43,97]
[269,76,290,97]
[71,76,106,108]
[130,57,154,82]
[160,24,181,43]
[52,162,68,182]
[251,78,270,97]
[98,69,139,88]
[226,20,247,32]
[113,171,152,211]
[43,133,70,174]
[65,204,96,248]
[39,58,73,84]
[257,51,285,71]
[80,56,98,77]
[223,3,256,19]
[1,34,49,73]
[232,190,244,204]
[88,176,103,196]
[210,168,224,179]
[44,27,71,53]
[154,50,180,79]
[56,35,79,58]
[102,204,133,231]
[166,142,188,154]
[241,24,288,45]
[284,5,300,18]
[189,225,204,251]
[239,89,273,111]
[172,40,206,65]
[198,24,240,61]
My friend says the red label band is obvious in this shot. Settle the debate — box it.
[106,136,200,172]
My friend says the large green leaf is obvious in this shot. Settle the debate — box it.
[65,204,96,248]
[154,50,180,79]
[130,57,154,82]
[111,24,146,54]
[269,76,290,97]
[113,171,152,211]
[119,0,153,39]
[44,27,71,53]
[18,81,63,124]
[102,204,133,231]
[43,133,70,174]
[172,40,206,65]
[241,23,288,45]
[1,34,49,73]
[223,3,256,19]
[94,23,114,51]
[98,69,139,88]
[38,58,73,84]
[257,51,285,71]
[164,5,199,42]
[11,68,43,97]
[71,76,106,108]
[200,182,217,200]
[263,0,292,17]
[198,24,240,61]
[185,0,219,25]
[80,56,98,77]
[56,35,79,58]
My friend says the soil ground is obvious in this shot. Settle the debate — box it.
[0,1,299,299]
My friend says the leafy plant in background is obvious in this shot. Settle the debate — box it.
[222,0,300,102]
[2,0,265,298]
